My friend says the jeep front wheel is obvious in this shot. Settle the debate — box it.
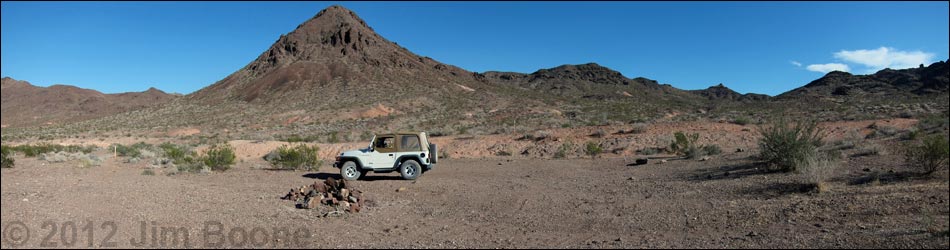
[400,160,421,180]
[341,161,362,181]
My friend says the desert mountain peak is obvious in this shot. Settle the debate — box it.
[192,5,479,103]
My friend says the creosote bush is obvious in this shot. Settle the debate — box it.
[670,132,699,157]
[732,116,752,126]
[904,134,950,175]
[11,144,97,157]
[669,132,722,160]
[758,119,825,172]
[267,144,322,171]
[798,154,838,193]
[159,142,198,165]
[554,142,574,159]
[630,123,648,134]
[203,143,236,172]
[111,142,152,158]
[584,141,603,159]
[1,145,14,168]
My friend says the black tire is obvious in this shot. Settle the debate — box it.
[429,143,438,164]
[340,161,362,181]
[400,160,421,180]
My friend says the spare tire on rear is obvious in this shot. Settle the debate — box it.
[429,143,438,164]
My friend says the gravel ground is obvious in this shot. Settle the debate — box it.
[2,145,947,248]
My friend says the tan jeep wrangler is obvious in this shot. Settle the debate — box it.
[333,132,438,180]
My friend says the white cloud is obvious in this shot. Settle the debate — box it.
[834,47,935,72]
[806,63,850,73]
[791,61,802,67]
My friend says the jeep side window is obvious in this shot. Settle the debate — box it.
[400,135,421,151]
[375,137,395,150]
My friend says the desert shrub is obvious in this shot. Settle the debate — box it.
[429,131,449,137]
[758,119,825,172]
[267,144,322,171]
[439,150,451,159]
[903,135,950,175]
[158,143,198,165]
[798,154,838,193]
[1,145,13,168]
[554,142,574,159]
[639,147,660,156]
[866,124,900,139]
[79,154,102,168]
[584,141,603,159]
[900,128,920,141]
[702,145,722,156]
[11,144,97,157]
[630,123,648,134]
[828,130,863,151]
[590,129,607,138]
[112,144,142,158]
[521,130,552,142]
[111,142,151,158]
[327,132,340,143]
[202,143,236,172]
[669,132,699,156]
[917,114,949,132]
[732,116,752,126]
[852,143,887,157]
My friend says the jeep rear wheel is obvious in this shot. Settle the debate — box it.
[400,160,421,180]
[341,161,362,181]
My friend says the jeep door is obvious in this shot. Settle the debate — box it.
[370,135,398,169]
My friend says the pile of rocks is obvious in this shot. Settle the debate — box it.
[282,177,365,215]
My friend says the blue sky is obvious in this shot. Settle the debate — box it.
[2,1,948,96]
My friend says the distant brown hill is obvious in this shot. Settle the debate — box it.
[690,83,770,102]
[0,77,177,128]
[480,63,677,97]
[778,60,949,99]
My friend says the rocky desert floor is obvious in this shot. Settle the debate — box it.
[2,119,949,248]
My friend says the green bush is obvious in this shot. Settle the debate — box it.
[202,143,236,172]
[732,116,752,126]
[1,145,13,168]
[669,132,699,157]
[639,147,660,155]
[630,123,648,134]
[554,142,574,159]
[702,145,722,156]
[111,142,151,158]
[584,141,603,159]
[758,119,825,172]
[159,143,198,165]
[267,144,322,171]
[904,135,950,175]
[327,132,340,143]
[11,144,98,157]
